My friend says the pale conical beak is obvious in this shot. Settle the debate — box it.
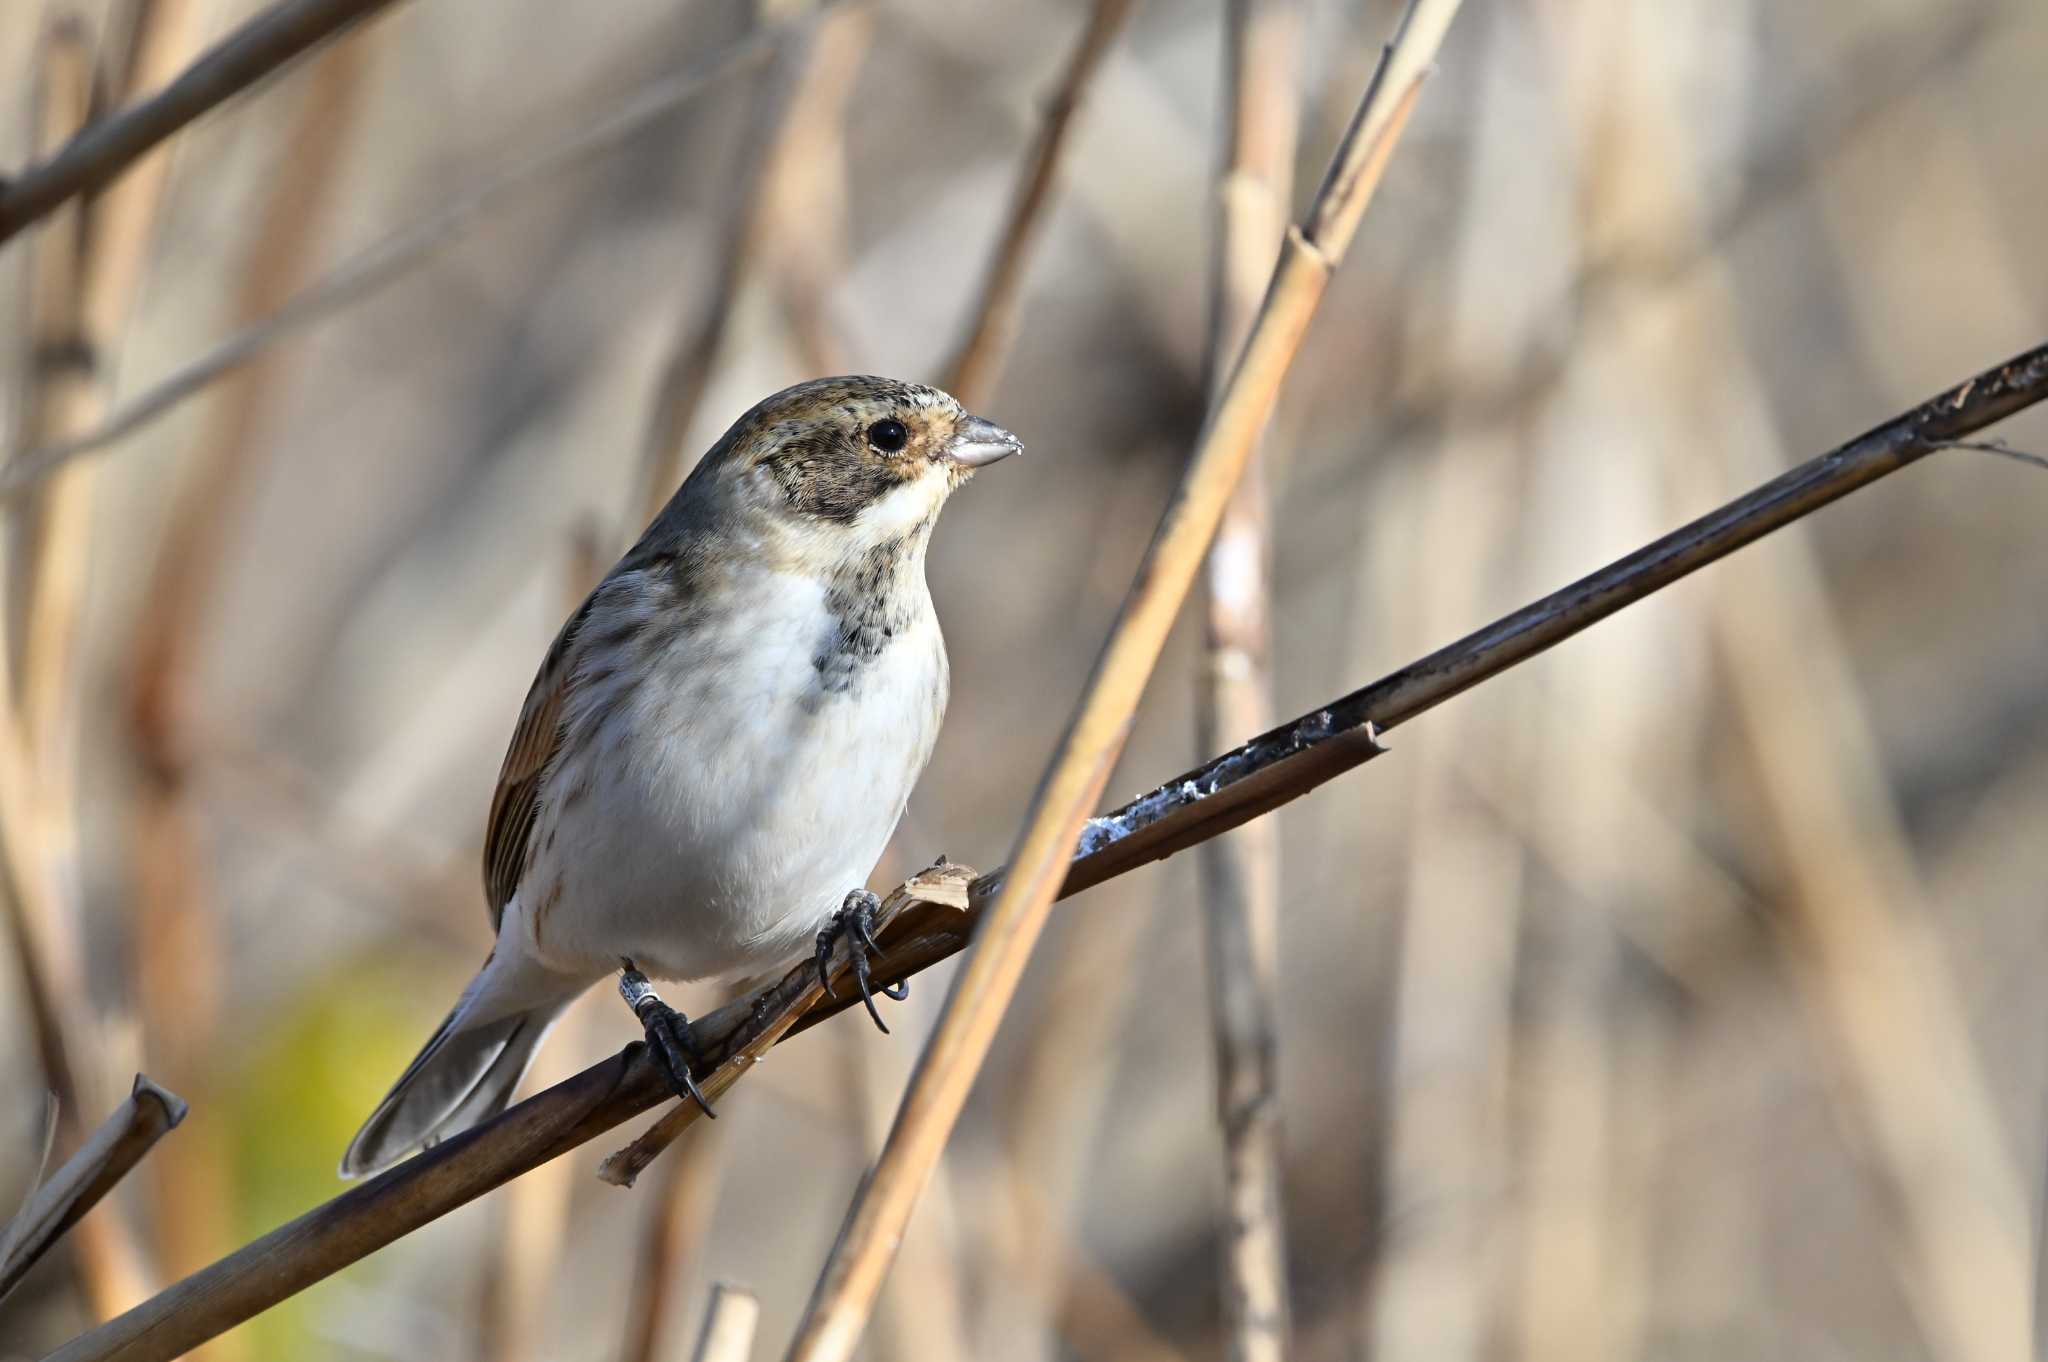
[944,415,1023,468]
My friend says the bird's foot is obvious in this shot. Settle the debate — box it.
[815,889,908,1033]
[618,961,716,1118]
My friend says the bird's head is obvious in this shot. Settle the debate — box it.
[680,376,1021,565]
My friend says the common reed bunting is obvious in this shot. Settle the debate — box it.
[343,376,1021,1177]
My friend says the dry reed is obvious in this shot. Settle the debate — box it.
[29,330,2048,1362]
[939,0,1139,408]
[0,1079,185,1307]
[0,0,409,243]
[0,22,789,499]
[776,5,1461,1357]
[1196,3,1302,1360]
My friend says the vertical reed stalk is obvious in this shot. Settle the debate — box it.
[1197,5,1302,1361]
[781,7,1463,1357]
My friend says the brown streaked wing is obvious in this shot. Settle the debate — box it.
[481,595,596,929]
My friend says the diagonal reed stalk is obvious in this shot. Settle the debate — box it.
[0,0,411,244]
[775,5,1465,1358]
[0,20,792,499]
[33,331,2048,1362]
[940,0,1139,408]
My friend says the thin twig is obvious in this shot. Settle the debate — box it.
[1933,437,2048,472]
[688,1284,762,1362]
[37,338,2048,1362]
[0,0,409,244]
[779,5,1460,1356]
[634,2,847,524]
[0,24,788,502]
[0,1077,187,1306]
[1198,3,1300,1360]
[939,0,1139,408]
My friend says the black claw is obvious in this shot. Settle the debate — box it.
[618,963,717,1119]
[847,936,888,1033]
[814,889,905,1033]
[815,925,839,1001]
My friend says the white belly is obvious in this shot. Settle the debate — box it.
[512,566,946,982]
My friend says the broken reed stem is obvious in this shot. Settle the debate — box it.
[0,0,410,244]
[0,22,786,501]
[0,1078,187,1306]
[940,0,1138,408]
[1197,4,1301,1361]
[38,338,2048,1362]
[777,6,1461,1360]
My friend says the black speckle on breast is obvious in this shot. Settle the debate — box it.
[808,534,925,705]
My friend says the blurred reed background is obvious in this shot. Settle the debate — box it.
[2,0,2047,1360]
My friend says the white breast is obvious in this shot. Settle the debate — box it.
[513,561,947,983]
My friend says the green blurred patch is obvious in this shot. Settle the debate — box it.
[223,951,449,1361]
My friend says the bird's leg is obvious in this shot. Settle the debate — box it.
[618,960,716,1118]
[814,888,909,1033]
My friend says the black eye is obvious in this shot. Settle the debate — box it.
[866,418,909,453]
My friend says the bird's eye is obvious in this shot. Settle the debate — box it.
[866,418,909,453]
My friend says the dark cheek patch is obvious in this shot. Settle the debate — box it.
[763,431,914,524]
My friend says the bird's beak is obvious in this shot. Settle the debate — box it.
[944,415,1023,469]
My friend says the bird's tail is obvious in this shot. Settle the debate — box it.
[341,952,586,1179]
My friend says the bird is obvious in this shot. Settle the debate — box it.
[341,375,1021,1177]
